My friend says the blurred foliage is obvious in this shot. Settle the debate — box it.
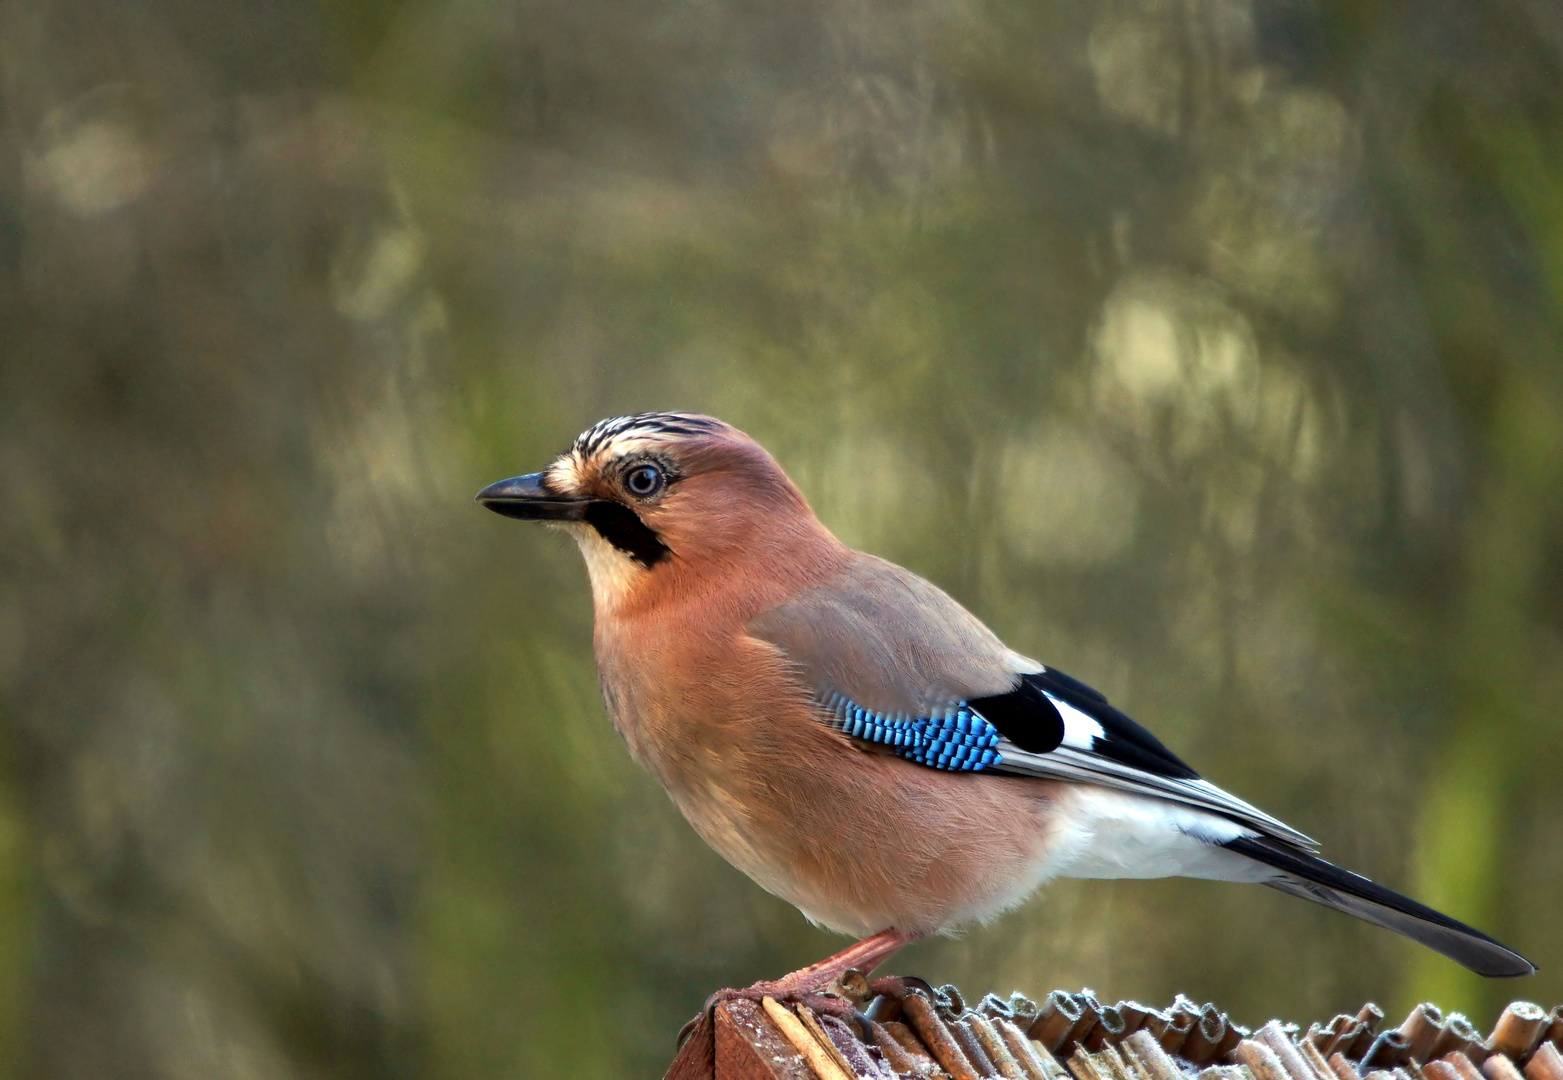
[0,0,1560,1078]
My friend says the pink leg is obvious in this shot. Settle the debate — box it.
[754,927,920,997]
[687,926,920,1036]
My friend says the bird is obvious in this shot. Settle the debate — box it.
[476,410,1534,1006]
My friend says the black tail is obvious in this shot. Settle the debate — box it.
[1223,836,1535,978]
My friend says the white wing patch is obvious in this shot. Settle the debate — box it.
[1048,691,1106,749]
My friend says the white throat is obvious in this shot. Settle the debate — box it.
[560,523,648,613]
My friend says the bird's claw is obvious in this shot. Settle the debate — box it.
[711,984,854,1016]
[678,980,860,1046]
[869,973,933,1001]
[675,1011,708,1049]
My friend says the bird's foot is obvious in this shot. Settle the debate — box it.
[865,974,935,1002]
[676,982,858,1047]
[674,928,921,1047]
[704,979,860,1016]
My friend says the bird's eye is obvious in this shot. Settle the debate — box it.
[624,464,665,498]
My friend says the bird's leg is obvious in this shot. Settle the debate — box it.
[679,928,919,1044]
[745,927,919,1000]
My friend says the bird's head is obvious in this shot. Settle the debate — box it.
[477,412,841,613]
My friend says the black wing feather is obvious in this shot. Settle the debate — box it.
[966,678,1064,753]
[1036,668,1199,780]
[973,668,1199,781]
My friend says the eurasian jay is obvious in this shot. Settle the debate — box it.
[477,411,1534,1002]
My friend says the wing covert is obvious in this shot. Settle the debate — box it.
[818,692,1005,772]
[746,553,1318,850]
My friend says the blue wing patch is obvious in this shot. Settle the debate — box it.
[820,692,1004,771]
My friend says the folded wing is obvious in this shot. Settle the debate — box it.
[748,553,1313,849]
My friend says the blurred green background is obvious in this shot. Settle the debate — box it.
[0,0,1560,1076]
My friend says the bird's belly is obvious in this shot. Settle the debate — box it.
[662,743,1074,938]
[599,630,1072,938]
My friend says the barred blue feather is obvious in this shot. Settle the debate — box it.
[819,692,1003,771]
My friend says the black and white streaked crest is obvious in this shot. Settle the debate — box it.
[572,412,725,459]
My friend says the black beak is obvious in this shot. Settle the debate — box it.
[475,473,593,521]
